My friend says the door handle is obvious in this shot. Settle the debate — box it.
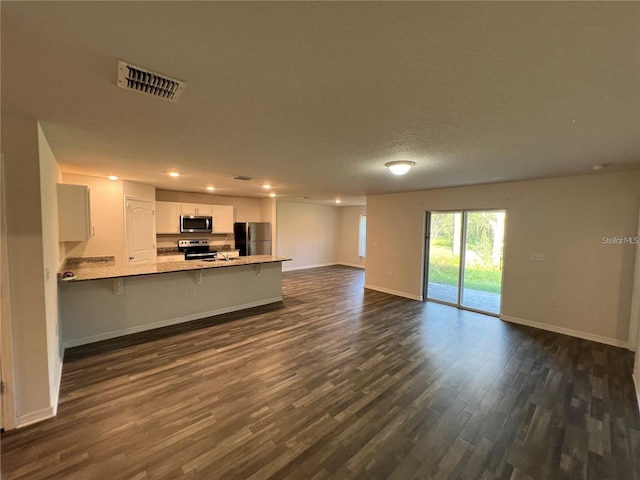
[129,256,134,261]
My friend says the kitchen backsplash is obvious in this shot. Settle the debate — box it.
[157,243,235,256]
[157,247,180,256]
[64,256,116,269]
[156,239,234,249]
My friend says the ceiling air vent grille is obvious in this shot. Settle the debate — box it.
[117,60,185,103]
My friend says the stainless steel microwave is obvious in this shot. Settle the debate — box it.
[180,215,213,233]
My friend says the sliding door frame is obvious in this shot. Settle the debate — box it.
[423,208,506,317]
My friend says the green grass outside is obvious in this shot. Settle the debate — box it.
[428,246,502,294]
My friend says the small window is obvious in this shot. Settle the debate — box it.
[358,215,367,257]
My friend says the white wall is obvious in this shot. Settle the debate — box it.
[37,124,63,410]
[366,171,639,347]
[62,173,125,265]
[260,198,277,255]
[260,198,276,225]
[631,192,640,409]
[337,206,366,268]
[123,180,155,202]
[630,206,640,351]
[1,114,54,425]
[276,201,340,271]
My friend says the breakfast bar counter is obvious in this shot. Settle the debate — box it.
[59,255,291,282]
[59,256,291,349]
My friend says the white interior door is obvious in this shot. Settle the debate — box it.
[126,199,155,264]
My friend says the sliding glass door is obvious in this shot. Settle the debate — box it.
[426,212,462,305]
[460,211,505,314]
[426,210,505,315]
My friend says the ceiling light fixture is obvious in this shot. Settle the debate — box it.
[206,186,215,191]
[168,171,180,177]
[107,175,119,181]
[385,161,415,176]
[269,192,276,197]
[336,199,341,204]
[263,184,272,189]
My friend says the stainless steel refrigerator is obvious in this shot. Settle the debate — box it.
[234,222,272,256]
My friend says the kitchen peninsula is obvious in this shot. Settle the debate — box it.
[59,255,291,349]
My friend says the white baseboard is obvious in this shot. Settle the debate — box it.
[282,263,364,272]
[62,296,283,349]
[364,284,422,301]
[16,406,54,429]
[282,262,338,272]
[500,315,629,349]
[337,263,365,269]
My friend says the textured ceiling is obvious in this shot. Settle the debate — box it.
[2,2,639,205]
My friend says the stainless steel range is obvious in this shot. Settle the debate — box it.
[178,239,217,261]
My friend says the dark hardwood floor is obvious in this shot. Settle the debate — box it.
[2,266,639,479]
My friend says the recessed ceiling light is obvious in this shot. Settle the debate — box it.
[269,192,276,197]
[336,199,342,204]
[168,171,180,177]
[206,186,215,191]
[107,175,119,181]
[263,184,272,189]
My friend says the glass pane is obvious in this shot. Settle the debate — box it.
[427,212,462,304]
[460,211,505,314]
[359,215,367,257]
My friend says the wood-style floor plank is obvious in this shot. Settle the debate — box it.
[2,266,639,479]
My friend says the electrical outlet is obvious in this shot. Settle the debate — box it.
[549,298,557,307]
[530,252,545,261]
[189,290,196,297]
[387,271,393,278]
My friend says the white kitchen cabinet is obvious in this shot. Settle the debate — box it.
[155,201,182,234]
[212,205,234,233]
[57,183,92,241]
[180,203,212,216]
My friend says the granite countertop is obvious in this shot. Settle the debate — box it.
[59,255,292,283]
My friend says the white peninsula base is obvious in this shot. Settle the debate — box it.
[60,261,284,349]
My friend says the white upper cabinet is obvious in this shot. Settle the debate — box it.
[58,183,92,241]
[211,205,234,233]
[180,203,212,216]
[155,201,181,234]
